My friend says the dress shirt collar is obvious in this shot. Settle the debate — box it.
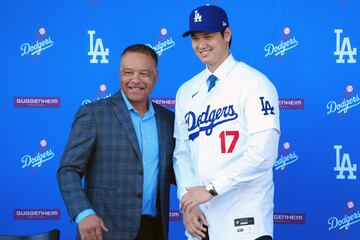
[204,53,237,84]
[120,90,155,116]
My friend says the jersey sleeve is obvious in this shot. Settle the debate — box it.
[245,77,280,135]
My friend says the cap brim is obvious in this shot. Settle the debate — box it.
[182,31,193,37]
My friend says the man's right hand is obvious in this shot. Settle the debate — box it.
[78,215,109,240]
[183,208,209,239]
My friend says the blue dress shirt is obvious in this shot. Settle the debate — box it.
[121,90,160,216]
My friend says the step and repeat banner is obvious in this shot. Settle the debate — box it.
[1,0,359,239]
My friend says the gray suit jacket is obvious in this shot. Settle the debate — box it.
[57,91,175,240]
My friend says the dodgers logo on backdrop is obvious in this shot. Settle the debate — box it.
[88,30,109,63]
[146,28,175,56]
[334,29,357,63]
[264,37,298,57]
[264,27,299,58]
[328,203,360,231]
[326,85,360,115]
[185,105,238,141]
[328,211,360,230]
[21,150,55,168]
[21,140,55,168]
[146,38,175,56]
[20,38,54,56]
[327,94,360,114]
[334,145,357,180]
[20,27,54,57]
[274,142,299,171]
[274,151,299,170]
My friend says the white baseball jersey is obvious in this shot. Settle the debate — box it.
[173,54,280,240]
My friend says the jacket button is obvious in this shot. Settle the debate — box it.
[137,193,142,198]
[138,169,143,175]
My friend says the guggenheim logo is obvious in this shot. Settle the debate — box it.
[274,213,305,224]
[14,209,60,220]
[14,97,60,108]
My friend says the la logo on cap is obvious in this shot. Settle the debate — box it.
[194,10,202,22]
[182,5,229,37]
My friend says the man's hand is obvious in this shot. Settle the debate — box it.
[183,207,208,239]
[78,215,109,240]
[181,186,213,213]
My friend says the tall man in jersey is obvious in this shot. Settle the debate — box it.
[173,5,280,240]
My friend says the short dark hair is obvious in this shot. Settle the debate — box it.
[121,44,158,68]
[220,29,232,49]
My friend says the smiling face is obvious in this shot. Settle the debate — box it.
[119,52,158,114]
[191,27,231,72]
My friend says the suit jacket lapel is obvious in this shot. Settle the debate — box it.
[111,91,142,161]
[154,104,167,177]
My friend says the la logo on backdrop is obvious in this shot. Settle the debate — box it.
[88,30,109,64]
[264,26,299,59]
[334,29,357,64]
[20,27,54,62]
[21,139,55,169]
[333,145,357,180]
[146,27,175,56]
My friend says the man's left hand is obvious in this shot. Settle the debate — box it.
[181,186,213,213]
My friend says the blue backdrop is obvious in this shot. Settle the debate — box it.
[1,0,359,239]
